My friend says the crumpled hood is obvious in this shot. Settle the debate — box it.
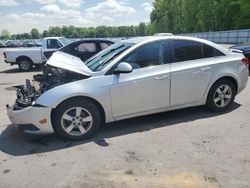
[46,51,93,76]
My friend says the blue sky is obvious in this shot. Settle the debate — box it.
[0,0,154,34]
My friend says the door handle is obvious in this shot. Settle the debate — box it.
[155,74,169,80]
[201,67,211,71]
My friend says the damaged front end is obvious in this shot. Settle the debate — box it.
[7,64,90,134]
[14,64,90,109]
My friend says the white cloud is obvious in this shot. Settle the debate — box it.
[24,0,56,5]
[0,0,153,34]
[1,10,92,34]
[6,12,45,20]
[58,0,83,8]
[6,13,19,19]
[142,2,153,12]
[102,16,114,23]
[41,4,60,13]
[24,0,84,8]
[0,0,19,7]
[22,12,45,18]
[117,0,129,6]
[85,0,135,17]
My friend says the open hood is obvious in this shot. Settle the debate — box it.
[46,51,93,76]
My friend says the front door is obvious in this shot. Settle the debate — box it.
[110,41,171,119]
[43,39,63,60]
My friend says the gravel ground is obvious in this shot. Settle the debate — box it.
[0,47,249,188]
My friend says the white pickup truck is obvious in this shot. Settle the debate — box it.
[3,37,70,71]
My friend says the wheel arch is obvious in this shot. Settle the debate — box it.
[205,75,239,105]
[51,96,106,125]
[205,76,238,112]
[16,55,34,64]
[211,76,238,94]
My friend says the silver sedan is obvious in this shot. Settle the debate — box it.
[7,36,249,140]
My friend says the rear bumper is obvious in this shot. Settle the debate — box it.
[4,59,10,64]
[6,104,54,134]
[237,66,249,94]
[4,59,16,66]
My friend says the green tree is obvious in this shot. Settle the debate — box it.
[1,29,10,39]
[138,22,146,36]
[42,30,49,37]
[48,26,62,37]
[150,0,250,33]
[31,28,40,39]
[22,33,31,39]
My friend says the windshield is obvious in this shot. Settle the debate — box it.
[85,42,134,72]
[59,38,71,46]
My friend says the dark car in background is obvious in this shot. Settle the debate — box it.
[229,43,250,71]
[229,43,250,52]
[0,41,7,48]
[5,41,19,48]
[59,39,114,61]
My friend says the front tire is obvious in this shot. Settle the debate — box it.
[206,79,236,112]
[52,98,101,141]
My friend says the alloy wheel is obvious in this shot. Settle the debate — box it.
[213,84,232,108]
[61,107,93,136]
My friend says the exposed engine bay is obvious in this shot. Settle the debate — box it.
[14,64,89,109]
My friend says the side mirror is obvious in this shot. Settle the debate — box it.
[114,62,133,74]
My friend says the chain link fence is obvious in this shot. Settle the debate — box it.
[180,29,250,44]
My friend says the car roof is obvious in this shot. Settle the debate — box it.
[122,36,230,55]
[124,36,213,44]
[73,38,114,43]
[43,37,65,40]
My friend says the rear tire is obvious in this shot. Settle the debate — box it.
[206,79,236,112]
[18,58,33,71]
[52,98,101,141]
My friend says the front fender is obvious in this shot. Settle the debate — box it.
[35,76,113,122]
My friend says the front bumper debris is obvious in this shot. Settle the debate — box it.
[6,104,54,134]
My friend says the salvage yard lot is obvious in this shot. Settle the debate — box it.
[0,48,249,188]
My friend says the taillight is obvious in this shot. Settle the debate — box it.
[242,57,249,67]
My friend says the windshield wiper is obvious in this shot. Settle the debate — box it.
[93,53,118,71]
[101,45,125,57]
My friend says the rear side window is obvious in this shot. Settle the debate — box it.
[203,44,225,57]
[100,42,110,50]
[173,40,224,62]
[173,40,203,62]
[77,43,97,52]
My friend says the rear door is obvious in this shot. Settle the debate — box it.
[170,40,216,106]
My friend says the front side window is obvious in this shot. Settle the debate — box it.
[47,39,62,49]
[173,40,203,62]
[123,41,166,69]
